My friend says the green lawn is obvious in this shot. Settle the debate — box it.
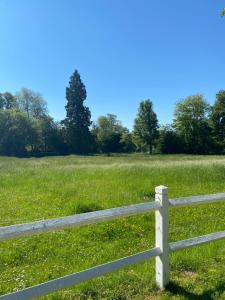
[1,154,225,299]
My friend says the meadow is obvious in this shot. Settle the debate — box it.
[1,154,225,299]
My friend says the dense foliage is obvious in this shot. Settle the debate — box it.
[92,114,134,154]
[133,100,158,153]
[1,69,225,156]
[63,70,92,154]
[173,94,211,154]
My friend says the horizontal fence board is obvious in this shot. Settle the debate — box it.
[169,192,225,208]
[2,190,225,298]
[0,201,160,242]
[0,247,161,300]
[2,193,224,242]
[169,230,225,252]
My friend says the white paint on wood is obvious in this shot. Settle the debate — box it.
[1,186,225,298]
[2,192,225,242]
[0,247,161,300]
[169,193,225,207]
[155,186,169,289]
[0,201,160,242]
[170,230,225,252]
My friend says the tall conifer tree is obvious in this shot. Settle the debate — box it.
[64,70,91,153]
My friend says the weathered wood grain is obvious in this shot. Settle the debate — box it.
[0,201,160,242]
[169,230,225,252]
[169,192,225,207]
[155,186,169,289]
[0,247,161,300]
[2,189,225,299]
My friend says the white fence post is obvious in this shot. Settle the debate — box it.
[155,185,169,289]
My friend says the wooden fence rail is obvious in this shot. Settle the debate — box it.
[1,186,225,299]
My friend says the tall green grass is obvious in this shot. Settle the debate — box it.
[1,154,225,299]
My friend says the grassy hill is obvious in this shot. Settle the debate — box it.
[1,154,225,299]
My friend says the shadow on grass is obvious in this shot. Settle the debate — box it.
[74,202,103,214]
[140,192,155,201]
[167,281,225,299]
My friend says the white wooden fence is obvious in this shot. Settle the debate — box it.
[1,186,225,299]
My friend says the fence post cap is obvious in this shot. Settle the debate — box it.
[155,185,168,194]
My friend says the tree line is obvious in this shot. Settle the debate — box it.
[0,69,225,156]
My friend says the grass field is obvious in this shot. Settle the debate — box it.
[1,154,225,299]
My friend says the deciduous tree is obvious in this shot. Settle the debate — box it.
[0,92,17,110]
[133,100,159,153]
[92,114,124,153]
[173,94,211,154]
[16,88,47,119]
[210,90,225,153]
[0,110,35,156]
[157,125,183,154]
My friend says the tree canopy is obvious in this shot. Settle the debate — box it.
[0,92,17,110]
[1,69,225,156]
[63,70,92,154]
[16,88,47,119]
[210,90,225,153]
[173,94,211,154]
[133,100,158,153]
[92,114,133,153]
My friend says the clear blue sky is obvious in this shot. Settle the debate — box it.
[1,0,225,129]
